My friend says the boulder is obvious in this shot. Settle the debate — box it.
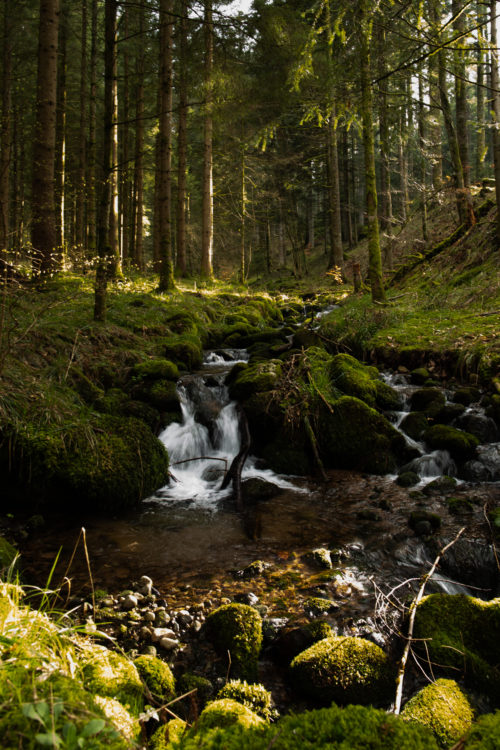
[402,678,474,748]
[424,424,479,461]
[204,603,262,681]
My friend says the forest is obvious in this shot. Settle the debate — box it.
[0,0,500,748]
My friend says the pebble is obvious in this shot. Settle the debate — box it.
[159,637,179,651]
[152,627,176,642]
[177,610,193,625]
[139,575,153,596]
[121,594,139,610]
[144,611,156,623]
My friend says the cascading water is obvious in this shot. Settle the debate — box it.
[154,350,302,509]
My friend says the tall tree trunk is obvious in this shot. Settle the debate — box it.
[428,1,443,191]
[132,1,145,270]
[176,0,188,277]
[120,5,131,269]
[75,0,87,261]
[490,0,500,243]
[94,0,116,321]
[341,127,353,247]
[108,32,121,279]
[157,0,175,291]
[476,0,486,180]
[359,3,385,303]
[453,0,471,188]
[239,145,246,283]
[201,0,214,279]
[326,107,343,271]
[418,70,429,241]
[55,1,67,263]
[31,0,60,277]
[87,0,98,264]
[0,1,12,258]
[377,32,393,233]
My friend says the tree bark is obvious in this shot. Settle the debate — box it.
[87,0,98,264]
[75,0,87,260]
[476,0,486,181]
[175,0,189,277]
[490,0,500,244]
[359,3,386,303]
[157,0,176,291]
[54,1,67,263]
[31,0,60,277]
[453,0,471,188]
[326,105,343,272]
[0,1,12,257]
[201,0,214,279]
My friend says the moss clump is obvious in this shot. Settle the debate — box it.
[0,536,17,573]
[163,335,203,371]
[168,703,439,749]
[196,699,265,732]
[397,471,420,487]
[424,424,479,461]
[452,387,481,406]
[400,412,428,440]
[133,655,175,703]
[81,644,145,716]
[329,353,401,410]
[178,673,213,709]
[228,359,282,401]
[289,636,394,706]
[402,678,474,747]
[204,603,262,681]
[319,396,407,474]
[413,594,500,702]
[410,367,431,385]
[216,680,275,722]
[2,413,170,511]
[462,710,500,747]
[150,718,187,749]
[93,696,141,744]
[133,358,179,381]
[446,496,474,514]
[410,388,446,417]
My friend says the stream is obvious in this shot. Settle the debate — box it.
[20,345,500,634]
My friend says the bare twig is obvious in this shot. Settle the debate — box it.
[394,527,466,715]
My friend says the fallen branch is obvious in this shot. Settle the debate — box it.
[478,309,500,317]
[219,405,251,511]
[303,415,328,482]
[394,526,466,715]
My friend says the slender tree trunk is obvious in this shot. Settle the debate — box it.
[428,2,443,191]
[157,0,176,291]
[476,0,486,180]
[326,106,343,271]
[120,5,131,269]
[0,2,12,257]
[239,145,247,283]
[31,0,60,277]
[360,4,386,303]
[201,0,214,279]
[108,34,121,279]
[378,38,393,233]
[418,70,429,241]
[490,0,500,243]
[131,1,145,270]
[176,0,188,277]
[75,0,87,261]
[87,0,98,264]
[55,2,67,263]
[94,0,116,321]
[341,128,353,247]
[453,0,471,188]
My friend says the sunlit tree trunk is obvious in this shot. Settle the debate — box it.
[359,2,385,303]
[75,0,87,260]
[108,32,121,279]
[132,2,145,270]
[418,70,429,241]
[55,2,67,264]
[453,0,471,188]
[87,0,98,264]
[476,0,486,180]
[327,106,343,272]
[94,0,116,321]
[120,5,131,269]
[31,0,60,277]
[157,0,176,291]
[201,0,214,279]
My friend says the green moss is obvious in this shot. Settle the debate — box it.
[228,360,282,401]
[397,471,420,487]
[402,679,473,747]
[134,655,175,702]
[196,699,265,732]
[446,496,474,514]
[289,636,395,706]
[424,424,479,460]
[319,396,407,474]
[150,719,188,749]
[93,696,141,744]
[81,645,145,716]
[463,710,500,748]
[410,388,446,417]
[204,603,263,681]
[414,594,500,702]
[216,680,275,722]
[329,353,401,410]
[400,412,428,440]
[147,380,181,412]
[163,335,203,371]
[133,358,179,381]
[168,703,439,749]
[0,536,17,573]
[178,673,213,709]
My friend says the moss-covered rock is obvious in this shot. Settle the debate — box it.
[400,412,428,441]
[164,335,203,371]
[167,703,439,749]
[410,367,431,385]
[329,353,401,411]
[462,710,500,748]
[413,594,500,703]
[93,695,141,744]
[150,719,188,749]
[204,603,262,681]
[410,388,446,418]
[196,699,266,732]
[81,644,145,716]
[216,680,275,722]
[1,413,170,511]
[319,396,408,474]
[402,678,474,748]
[132,358,179,382]
[289,636,394,706]
[178,673,213,710]
[424,424,479,461]
[228,360,282,401]
[0,536,17,573]
[133,655,175,703]
[397,471,420,487]
[452,387,481,406]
